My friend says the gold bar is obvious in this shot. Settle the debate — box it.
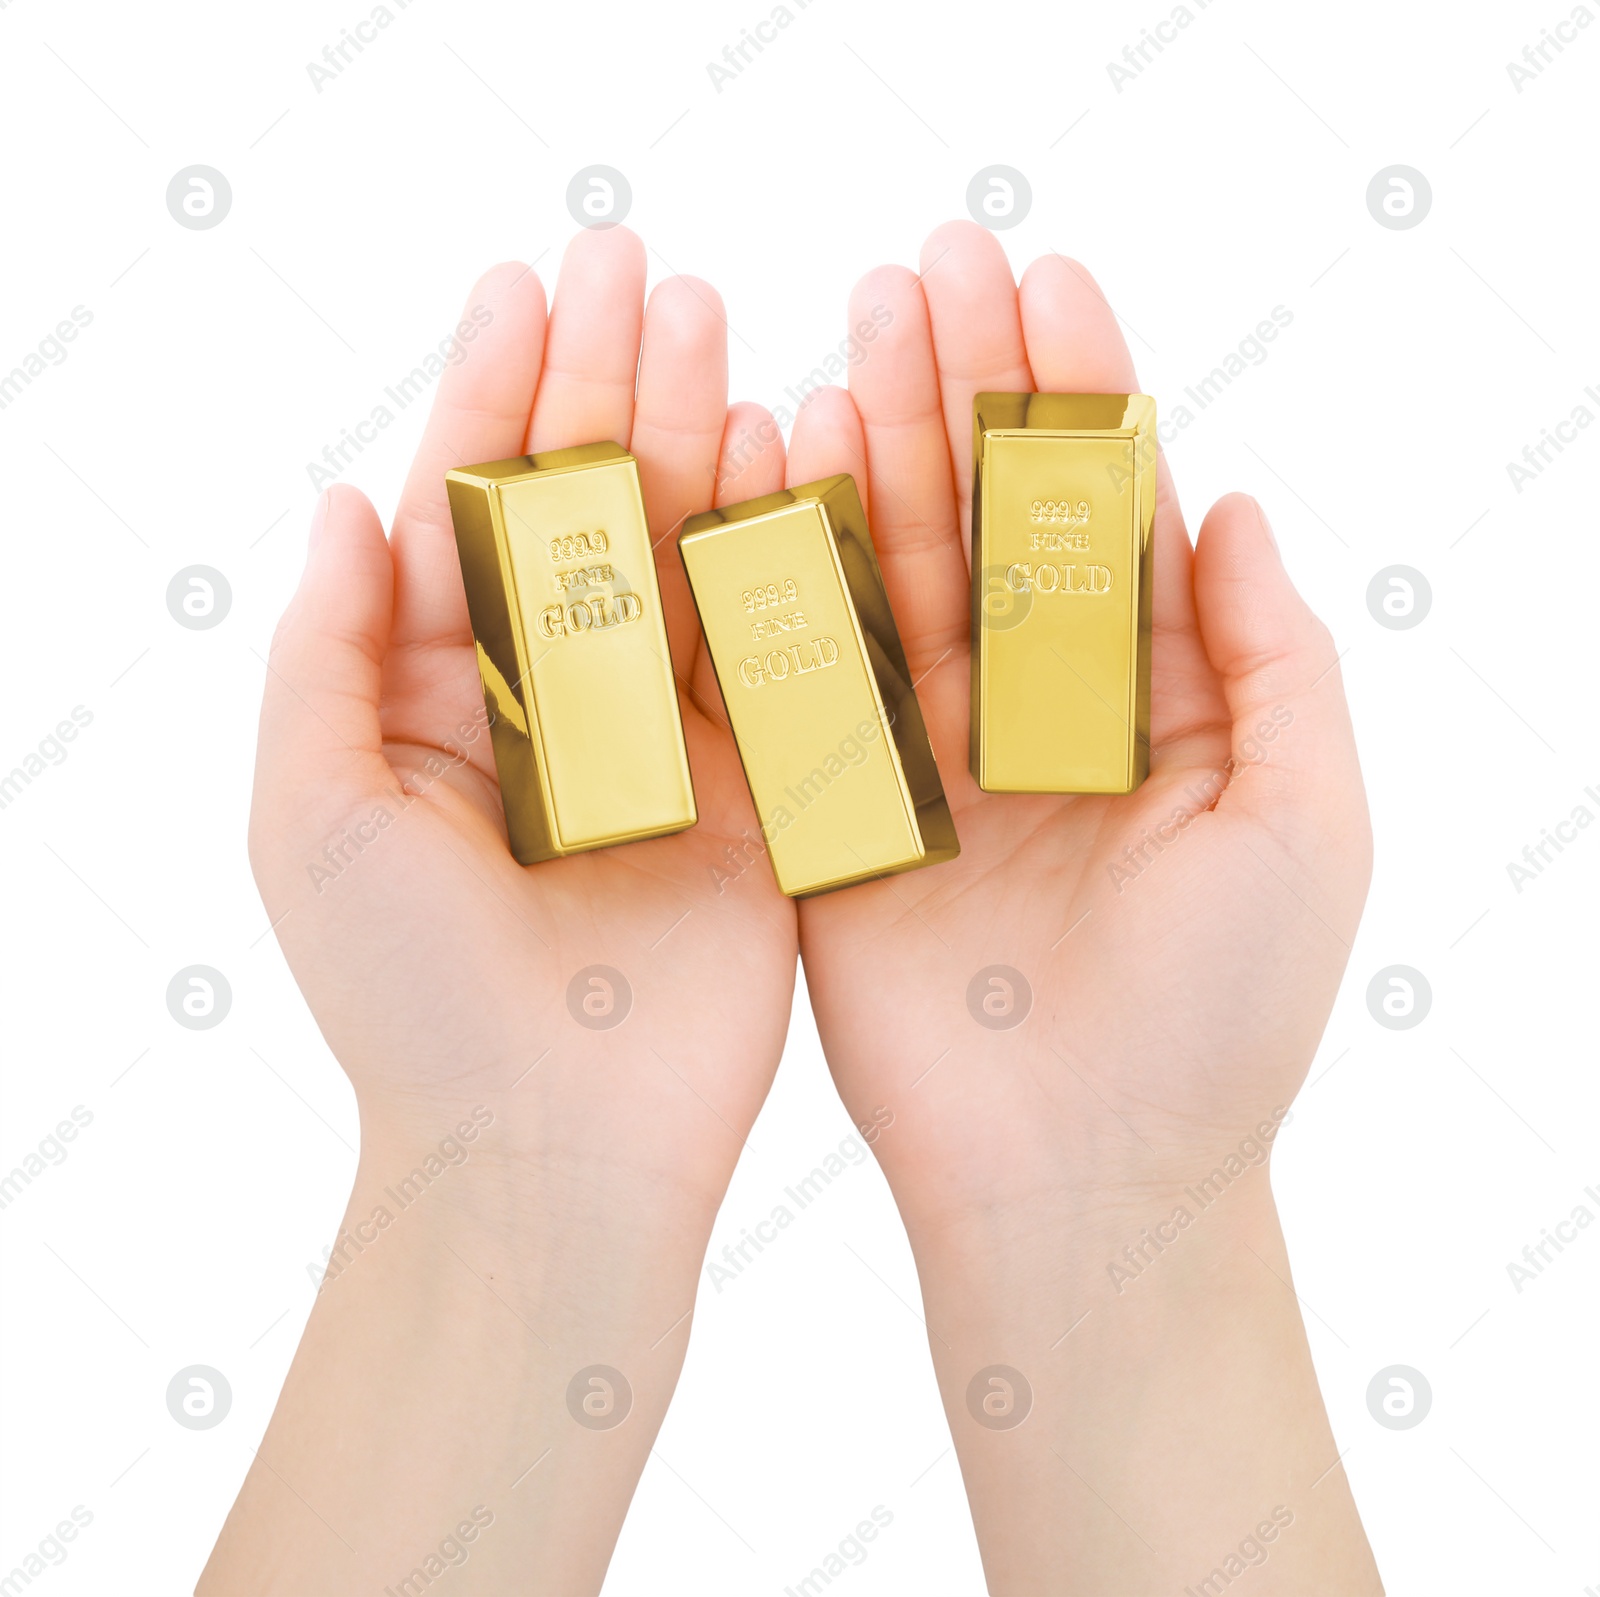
[971,393,1156,793]
[445,443,695,863]
[680,474,958,898]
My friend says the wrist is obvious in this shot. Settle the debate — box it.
[908,1164,1285,1354]
[328,1104,716,1327]
[204,1103,716,1596]
[347,1072,736,1234]
[882,1087,1297,1258]
[899,1166,1378,1596]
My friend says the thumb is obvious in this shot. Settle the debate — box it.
[1191,493,1369,870]
[252,486,394,852]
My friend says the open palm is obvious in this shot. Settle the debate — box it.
[249,228,798,1215]
[778,221,1372,1231]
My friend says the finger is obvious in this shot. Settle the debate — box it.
[716,402,787,504]
[843,265,969,680]
[917,220,1033,556]
[525,226,646,453]
[686,402,787,728]
[254,487,394,847]
[786,385,969,784]
[630,275,729,675]
[1017,254,1221,756]
[388,262,548,653]
[1191,493,1366,853]
[785,384,864,497]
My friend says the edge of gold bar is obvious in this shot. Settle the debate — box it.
[679,474,958,898]
[445,442,695,864]
[970,393,1156,794]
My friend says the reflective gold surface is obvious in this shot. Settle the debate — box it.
[680,475,958,897]
[446,443,695,863]
[970,394,1156,794]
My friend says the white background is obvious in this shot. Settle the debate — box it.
[1,1,1597,1592]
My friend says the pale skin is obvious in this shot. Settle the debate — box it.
[202,222,1381,1595]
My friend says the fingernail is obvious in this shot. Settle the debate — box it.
[308,489,331,554]
[1252,496,1279,556]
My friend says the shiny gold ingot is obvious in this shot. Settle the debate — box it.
[680,475,958,897]
[971,394,1156,793]
[445,443,695,863]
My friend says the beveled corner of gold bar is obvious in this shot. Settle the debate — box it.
[445,442,695,865]
[680,473,958,898]
[970,393,1157,795]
